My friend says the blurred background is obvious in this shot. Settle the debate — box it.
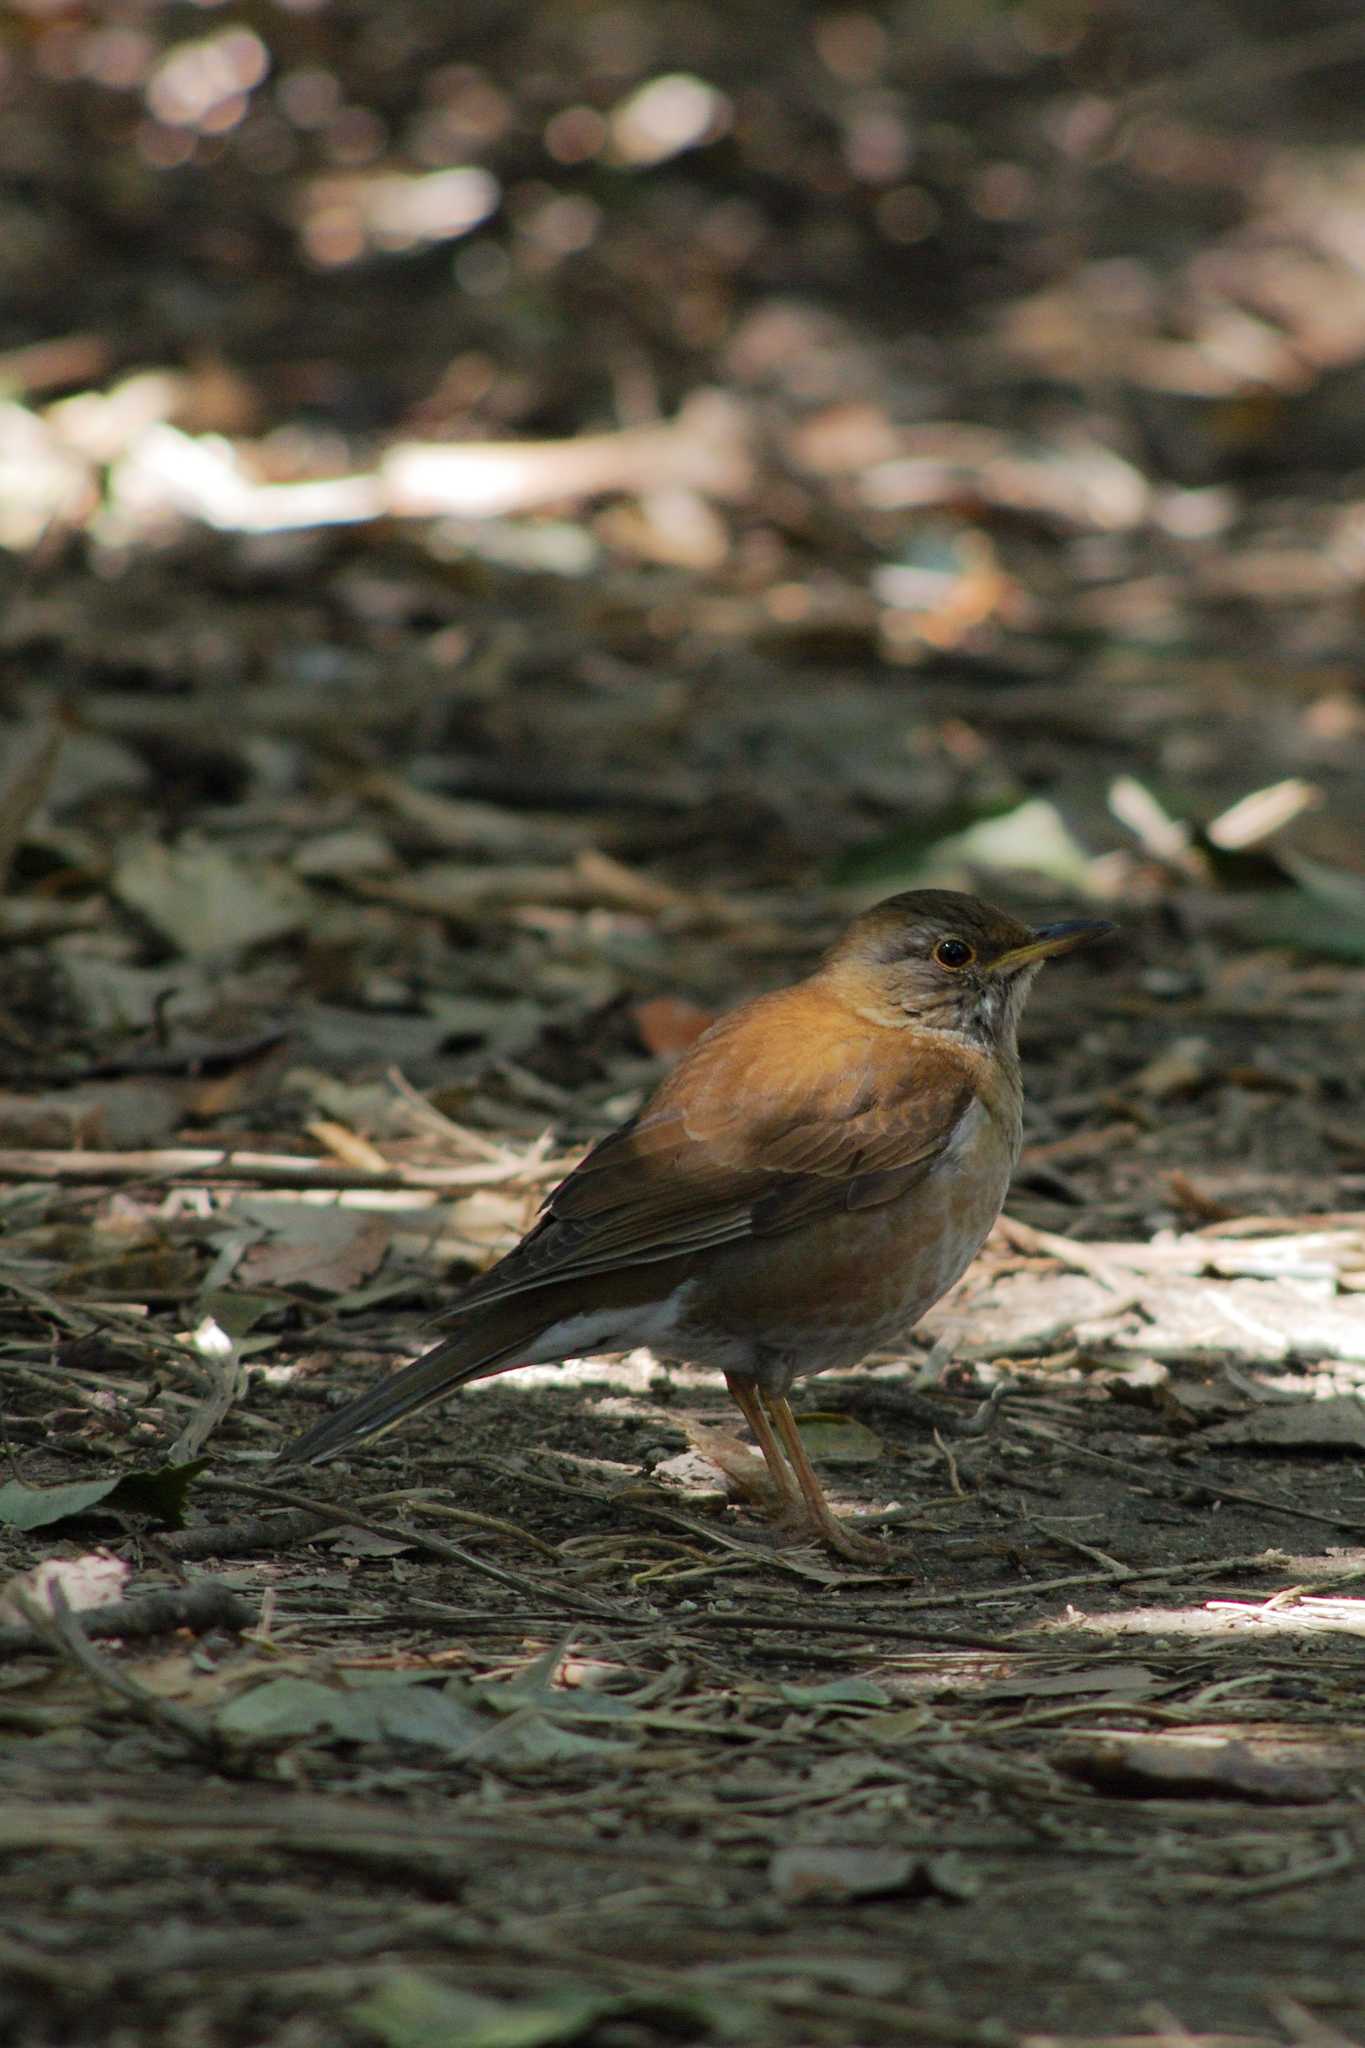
[6,16,1365,2047]
[2,0,1364,1177]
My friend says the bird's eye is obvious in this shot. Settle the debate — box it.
[933,937,976,970]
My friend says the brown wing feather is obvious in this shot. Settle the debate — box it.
[442,986,978,1319]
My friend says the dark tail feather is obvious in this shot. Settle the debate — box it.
[280,1305,545,1467]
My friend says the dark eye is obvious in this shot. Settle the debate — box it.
[933,937,975,969]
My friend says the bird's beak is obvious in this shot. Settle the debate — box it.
[989,918,1116,975]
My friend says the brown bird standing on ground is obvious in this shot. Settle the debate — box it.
[284,890,1113,1559]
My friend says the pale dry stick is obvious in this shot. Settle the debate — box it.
[382,388,750,518]
[358,769,584,856]
[1266,1991,1363,2047]
[995,1214,1136,1291]
[0,1145,564,1191]
[305,1119,391,1176]
[1019,1119,1139,1169]
[0,333,107,393]
[932,1427,965,1497]
[170,1317,248,1462]
[124,423,384,531]
[133,392,750,538]
[386,1063,557,1166]
[407,1495,561,1559]
[1182,1830,1356,1903]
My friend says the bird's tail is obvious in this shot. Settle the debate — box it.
[280,1300,549,1467]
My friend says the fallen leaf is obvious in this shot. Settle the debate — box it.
[357,1972,752,2048]
[217,1673,485,1753]
[980,1663,1159,1702]
[233,1201,392,1295]
[1204,1398,1365,1452]
[359,1972,607,2048]
[673,1417,773,1501]
[0,1461,206,1533]
[777,1677,892,1709]
[631,995,716,1058]
[769,1843,917,1905]
[791,1412,883,1465]
[833,795,1095,896]
[113,836,310,955]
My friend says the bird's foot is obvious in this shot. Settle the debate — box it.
[770,1501,898,1566]
[817,1520,899,1567]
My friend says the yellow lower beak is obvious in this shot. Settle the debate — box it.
[990,919,1116,975]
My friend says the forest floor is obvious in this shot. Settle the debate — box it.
[2,7,1365,2045]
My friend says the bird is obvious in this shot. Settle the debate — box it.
[282,889,1114,1560]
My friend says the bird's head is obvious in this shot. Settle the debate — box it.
[821,888,1115,1050]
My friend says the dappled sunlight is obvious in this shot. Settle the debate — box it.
[3,6,1365,2045]
[1041,1547,1365,1644]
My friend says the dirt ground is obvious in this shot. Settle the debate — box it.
[2,7,1365,2047]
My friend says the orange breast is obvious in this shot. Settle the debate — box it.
[680,1091,1017,1375]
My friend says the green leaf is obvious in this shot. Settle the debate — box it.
[359,1973,608,2048]
[217,1674,485,1754]
[791,1413,883,1465]
[828,794,1019,888]
[197,1290,283,1337]
[0,1461,206,1532]
[358,1973,760,2048]
[778,1677,892,1709]
[1234,890,1365,961]
[832,795,1093,894]
[215,1671,629,1764]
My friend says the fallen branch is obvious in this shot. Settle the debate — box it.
[0,1577,254,1660]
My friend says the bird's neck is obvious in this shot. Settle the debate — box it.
[820,964,1026,1147]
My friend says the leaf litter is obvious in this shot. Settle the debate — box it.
[2,9,1365,2048]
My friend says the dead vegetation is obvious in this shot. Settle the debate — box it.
[1,4,1365,2045]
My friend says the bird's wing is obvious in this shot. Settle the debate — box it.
[444,991,978,1315]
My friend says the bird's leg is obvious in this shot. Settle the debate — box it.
[724,1373,802,1510]
[761,1390,893,1565]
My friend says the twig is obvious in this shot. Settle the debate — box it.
[1029,1517,1136,1576]
[882,1548,1291,1616]
[1184,1830,1356,1902]
[195,1473,636,1621]
[0,1577,253,1659]
[0,1145,566,1191]
[163,1505,339,1559]
[12,1586,223,1757]
[0,1270,214,1367]
[170,1318,248,1462]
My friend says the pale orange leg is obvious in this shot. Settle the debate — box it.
[724,1373,802,1512]
[762,1390,892,1565]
